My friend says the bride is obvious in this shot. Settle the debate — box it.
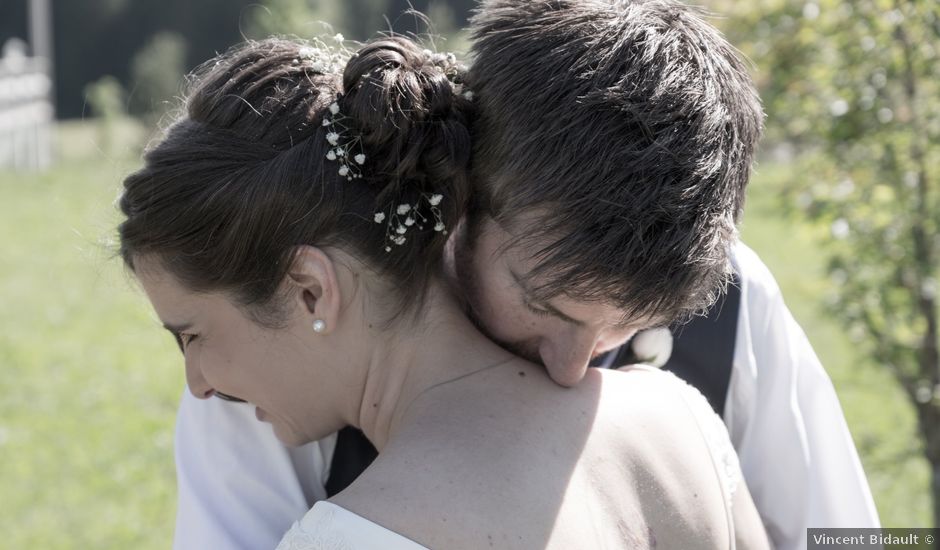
[119,32,771,550]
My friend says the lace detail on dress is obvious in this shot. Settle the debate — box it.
[276,501,429,550]
[621,365,741,512]
[668,369,740,508]
[276,505,353,550]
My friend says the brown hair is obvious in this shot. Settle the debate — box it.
[118,36,473,325]
[467,0,764,324]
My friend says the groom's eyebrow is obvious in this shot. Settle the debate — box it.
[510,270,585,327]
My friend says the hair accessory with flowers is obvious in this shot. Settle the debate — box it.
[421,48,474,101]
[373,193,447,252]
[294,34,348,74]
[291,37,366,181]
[321,99,366,181]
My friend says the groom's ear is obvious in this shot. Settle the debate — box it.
[286,246,342,334]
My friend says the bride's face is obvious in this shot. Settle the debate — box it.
[134,257,348,447]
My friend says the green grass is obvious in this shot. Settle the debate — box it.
[0,121,182,548]
[0,121,929,546]
[741,161,931,527]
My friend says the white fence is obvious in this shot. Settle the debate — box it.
[0,38,53,171]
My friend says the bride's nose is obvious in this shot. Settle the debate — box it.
[185,357,214,400]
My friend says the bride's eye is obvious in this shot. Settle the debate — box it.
[173,332,197,353]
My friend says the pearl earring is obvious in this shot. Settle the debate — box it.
[312,319,327,333]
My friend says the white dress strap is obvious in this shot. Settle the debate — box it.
[276,501,429,550]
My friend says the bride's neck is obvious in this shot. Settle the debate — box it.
[355,280,514,451]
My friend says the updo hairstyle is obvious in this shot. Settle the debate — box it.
[118,36,474,325]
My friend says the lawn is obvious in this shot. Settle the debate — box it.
[0,121,929,547]
[0,121,182,548]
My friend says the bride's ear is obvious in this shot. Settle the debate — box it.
[286,246,342,335]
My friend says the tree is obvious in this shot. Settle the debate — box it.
[83,75,126,154]
[128,32,187,121]
[245,0,352,40]
[708,0,940,525]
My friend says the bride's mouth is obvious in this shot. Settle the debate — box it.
[215,391,247,403]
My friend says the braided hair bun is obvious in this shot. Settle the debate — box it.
[340,37,473,216]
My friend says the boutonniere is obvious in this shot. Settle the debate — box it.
[629,327,674,368]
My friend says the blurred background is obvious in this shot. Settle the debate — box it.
[0,0,936,546]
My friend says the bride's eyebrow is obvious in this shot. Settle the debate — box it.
[162,321,194,334]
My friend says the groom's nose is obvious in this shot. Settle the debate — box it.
[538,333,595,387]
[539,326,638,386]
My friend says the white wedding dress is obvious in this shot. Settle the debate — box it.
[275,366,740,550]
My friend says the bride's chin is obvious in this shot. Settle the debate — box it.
[271,418,338,448]
[271,422,313,448]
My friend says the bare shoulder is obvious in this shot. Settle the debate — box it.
[592,367,736,548]
[333,365,736,549]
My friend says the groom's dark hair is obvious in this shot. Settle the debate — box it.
[466,0,763,323]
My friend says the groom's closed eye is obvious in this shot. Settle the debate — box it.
[510,270,584,327]
[523,298,553,318]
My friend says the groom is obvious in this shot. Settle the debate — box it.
[172,1,879,549]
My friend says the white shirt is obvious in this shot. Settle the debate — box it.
[724,243,880,549]
[172,242,880,550]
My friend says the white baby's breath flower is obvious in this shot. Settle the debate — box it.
[393,236,406,245]
[298,47,317,59]
[462,90,474,101]
[397,204,411,215]
[335,148,345,157]
[329,102,340,115]
[333,33,345,43]
[338,165,350,177]
[404,217,415,227]
[396,225,407,235]
[429,194,443,206]
[373,212,386,223]
[311,62,327,73]
[385,246,392,252]
[434,222,445,232]
[322,118,331,126]
[326,150,337,161]
[354,153,366,165]
[326,132,340,146]
[630,327,673,368]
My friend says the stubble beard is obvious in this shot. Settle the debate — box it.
[452,228,543,365]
